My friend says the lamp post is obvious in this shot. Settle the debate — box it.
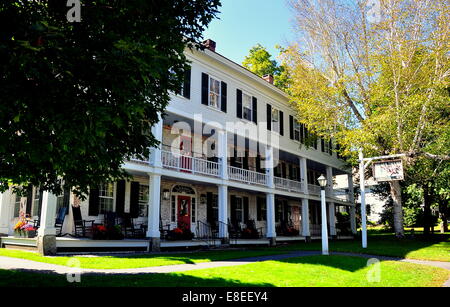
[317,174,329,255]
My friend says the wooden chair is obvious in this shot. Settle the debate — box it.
[159,218,170,240]
[103,211,118,228]
[246,219,263,238]
[55,207,67,236]
[120,213,145,238]
[72,206,95,238]
[227,218,242,239]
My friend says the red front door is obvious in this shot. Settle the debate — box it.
[177,196,191,230]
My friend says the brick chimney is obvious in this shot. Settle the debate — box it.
[202,39,216,52]
[263,74,274,84]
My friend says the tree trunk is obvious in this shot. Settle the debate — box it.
[423,184,431,236]
[439,200,448,234]
[389,181,404,238]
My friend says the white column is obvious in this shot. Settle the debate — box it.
[320,188,329,255]
[0,188,12,235]
[359,149,367,248]
[299,156,308,194]
[265,146,275,188]
[150,114,163,167]
[301,198,310,237]
[218,184,228,238]
[38,191,58,236]
[146,174,161,239]
[266,193,276,238]
[328,202,336,236]
[218,130,228,180]
[350,206,357,234]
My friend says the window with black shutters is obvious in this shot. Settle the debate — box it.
[294,119,301,141]
[242,93,253,121]
[257,197,267,221]
[138,184,149,217]
[99,183,114,214]
[13,194,21,218]
[271,107,280,133]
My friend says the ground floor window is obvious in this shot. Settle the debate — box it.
[138,184,149,217]
[171,195,176,222]
[31,187,41,217]
[233,197,243,224]
[99,183,114,214]
[13,194,21,218]
[257,197,266,221]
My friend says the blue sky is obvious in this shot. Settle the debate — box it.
[202,0,295,65]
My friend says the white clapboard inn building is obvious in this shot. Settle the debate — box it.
[0,40,356,255]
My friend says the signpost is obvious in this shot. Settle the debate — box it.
[359,150,405,248]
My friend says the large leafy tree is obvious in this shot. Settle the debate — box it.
[0,0,220,197]
[285,0,449,237]
[242,44,290,91]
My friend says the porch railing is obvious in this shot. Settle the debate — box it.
[308,184,321,195]
[161,150,220,178]
[274,177,303,193]
[228,166,268,186]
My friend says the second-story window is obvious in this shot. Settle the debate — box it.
[294,120,301,142]
[272,108,280,133]
[243,93,252,121]
[209,76,221,109]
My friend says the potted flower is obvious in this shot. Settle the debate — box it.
[13,220,26,237]
[167,227,184,241]
[92,225,108,240]
[20,224,37,238]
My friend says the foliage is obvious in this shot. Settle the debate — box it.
[0,0,221,197]
[242,44,291,91]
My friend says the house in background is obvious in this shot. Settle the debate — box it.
[0,39,356,255]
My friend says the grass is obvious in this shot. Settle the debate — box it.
[1,255,448,287]
[0,248,286,269]
[273,234,450,262]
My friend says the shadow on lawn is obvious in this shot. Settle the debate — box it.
[0,269,274,287]
[271,233,449,260]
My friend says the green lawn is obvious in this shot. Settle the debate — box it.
[0,248,286,269]
[273,234,450,262]
[1,255,448,287]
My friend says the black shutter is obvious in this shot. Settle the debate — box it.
[289,115,294,140]
[321,138,325,152]
[279,111,284,136]
[230,195,237,225]
[275,201,280,222]
[115,180,126,217]
[243,197,249,223]
[221,81,227,113]
[25,185,33,215]
[230,134,237,167]
[88,187,100,216]
[266,104,272,130]
[63,187,70,215]
[289,164,294,180]
[236,89,242,119]
[183,67,191,99]
[329,140,333,155]
[206,192,213,223]
[281,163,286,179]
[300,124,305,143]
[243,150,249,170]
[252,97,258,124]
[37,189,43,217]
[257,198,262,221]
[130,181,140,218]
[201,73,209,106]
[296,167,301,182]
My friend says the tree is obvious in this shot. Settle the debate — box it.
[0,0,221,197]
[285,0,449,237]
[242,44,291,91]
